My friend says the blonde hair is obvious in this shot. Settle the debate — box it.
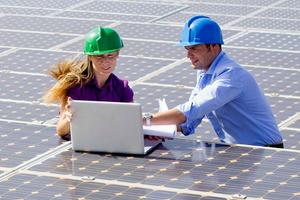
[43,56,94,106]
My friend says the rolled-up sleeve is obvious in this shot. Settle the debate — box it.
[177,68,244,135]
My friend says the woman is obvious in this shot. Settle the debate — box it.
[44,27,134,140]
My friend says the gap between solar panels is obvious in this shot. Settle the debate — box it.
[148,5,189,23]
[278,112,300,129]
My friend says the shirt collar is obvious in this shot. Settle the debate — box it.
[88,74,113,91]
[206,51,225,75]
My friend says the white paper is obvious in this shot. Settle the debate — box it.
[143,124,176,138]
[143,98,177,138]
[158,98,168,112]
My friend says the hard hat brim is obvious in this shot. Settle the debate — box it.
[84,47,122,55]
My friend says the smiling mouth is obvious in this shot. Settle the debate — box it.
[191,59,199,66]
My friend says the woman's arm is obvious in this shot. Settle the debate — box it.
[56,98,72,138]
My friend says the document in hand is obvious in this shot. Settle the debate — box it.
[143,99,177,138]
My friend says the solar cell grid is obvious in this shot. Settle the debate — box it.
[255,8,300,20]
[161,12,239,25]
[57,11,155,22]
[0,0,82,9]
[133,84,191,112]
[0,6,54,16]
[0,101,57,122]
[231,17,300,32]
[185,3,260,15]
[115,23,182,42]
[25,139,300,199]
[275,0,300,8]
[227,32,300,51]
[0,15,113,34]
[0,172,234,200]
[75,0,184,16]
[0,49,77,74]
[268,97,300,123]
[0,31,76,49]
[246,67,300,96]
[225,47,300,69]
[0,121,60,168]
[0,73,54,101]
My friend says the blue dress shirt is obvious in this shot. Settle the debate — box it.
[177,51,282,146]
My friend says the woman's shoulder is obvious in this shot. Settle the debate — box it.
[67,84,81,98]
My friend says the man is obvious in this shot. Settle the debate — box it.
[144,16,283,148]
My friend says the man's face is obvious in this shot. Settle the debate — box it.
[185,44,217,71]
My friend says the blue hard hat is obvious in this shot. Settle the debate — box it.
[178,16,224,46]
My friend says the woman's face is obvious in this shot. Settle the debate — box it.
[90,51,119,75]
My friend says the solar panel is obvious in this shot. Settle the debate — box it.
[0,121,61,168]
[7,139,300,199]
[0,49,77,74]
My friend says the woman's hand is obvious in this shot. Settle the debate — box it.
[56,97,73,137]
[64,97,73,122]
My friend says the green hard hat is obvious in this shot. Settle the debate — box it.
[84,27,124,55]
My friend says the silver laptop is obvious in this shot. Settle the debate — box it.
[70,100,161,155]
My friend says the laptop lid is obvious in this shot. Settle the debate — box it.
[70,100,160,155]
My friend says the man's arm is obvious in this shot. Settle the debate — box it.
[144,108,186,132]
